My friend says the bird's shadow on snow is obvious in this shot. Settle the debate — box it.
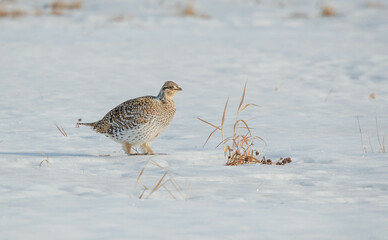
[0,152,96,157]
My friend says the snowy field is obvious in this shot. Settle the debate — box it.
[1,0,388,239]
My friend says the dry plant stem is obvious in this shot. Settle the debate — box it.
[135,160,149,189]
[159,178,185,200]
[357,116,367,153]
[198,118,220,147]
[38,151,50,167]
[367,130,374,153]
[168,178,185,199]
[221,98,229,158]
[98,154,111,157]
[162,184,177,200]
[324,88,333,102]
[376,117,383,152]
[185,182,192,201]
[138,188,146,199]
[55,123,67,136]
[0,8,27,18]
[136,159,188,200]
[146,171,168,198]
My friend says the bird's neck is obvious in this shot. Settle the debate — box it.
[157,91,174,102]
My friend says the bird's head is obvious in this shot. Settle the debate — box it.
[160,81,182,98]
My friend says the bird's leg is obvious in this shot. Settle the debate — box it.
[140,143,154,155]
[122,142,134,155]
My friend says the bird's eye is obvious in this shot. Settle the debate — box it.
[163,85,178,90]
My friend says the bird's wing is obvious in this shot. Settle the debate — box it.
[101,96,155,134]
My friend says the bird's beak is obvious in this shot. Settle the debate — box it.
[177,87,183,91]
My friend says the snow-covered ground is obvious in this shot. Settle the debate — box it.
[1,0,387,239]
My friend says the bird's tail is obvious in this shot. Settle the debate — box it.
[76,121,97,128]
[76,119,108,133]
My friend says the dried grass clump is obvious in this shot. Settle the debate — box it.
[289,12,309,19]
[181,1,210,19]
[109,14,134,22]
[0,0,83,18]
[182,1,196,16]
[321,5,336,17]
[33,8,43,16]
[199,83,262,166]
[52,0,82,11]
[198,82,292,166]
[366,1,385,8]
[51,9,63,16]
[135,159,190,200]
[51,0,82,15]
[110,14,124,22]
[0,7,27,18]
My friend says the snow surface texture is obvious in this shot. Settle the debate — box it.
[0,0,387,239]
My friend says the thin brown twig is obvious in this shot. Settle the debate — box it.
[135,159,150,188]
[238,81,247,111]
[197,118,221,130]
[38,151,50,167]
[162,184,178,200]
[168,178,185,199]
[146,171,168,198]
[357,116,367,153]
[367,129,374,153]
[376,117,383,152]
[138,187,147,199]
[221,97,229,156]
[238,103,259,114]
[185,182,192,201]
[55,123,68,137]
[204,128,219,147]
[136,159,189,200]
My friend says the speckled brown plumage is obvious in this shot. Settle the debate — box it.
[77,81,182,155]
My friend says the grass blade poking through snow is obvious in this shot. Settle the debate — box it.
[356,116,367,153]
[356,117,386,154]
[38,151,50,167]
[55,123,68,137]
